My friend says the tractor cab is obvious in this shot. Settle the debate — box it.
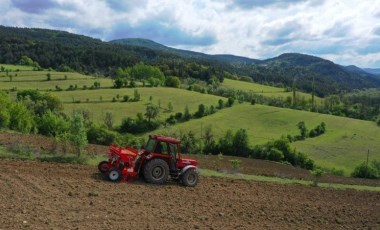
[143,135,197,173]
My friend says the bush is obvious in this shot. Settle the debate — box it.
[87,125,118,145]
[123,95,130,102]
[165,76,180,88]
[352,162,379,179]
[267,148,284,161]
[37,111,69,137]
[9,102,35,133]
[120,115,161,134]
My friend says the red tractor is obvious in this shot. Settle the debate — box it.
[98,135,199,187]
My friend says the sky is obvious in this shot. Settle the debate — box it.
[1,0,380,68]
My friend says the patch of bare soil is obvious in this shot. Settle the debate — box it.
[0,159,379,230]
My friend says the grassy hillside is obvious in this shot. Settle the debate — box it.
[1,65,378,175]
[0,69,113,90]
[0,64,35,71]
[155,103,380,174]
[52,87,224,125]
[222,78,323,103]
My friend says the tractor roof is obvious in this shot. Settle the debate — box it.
[150,135,180,144]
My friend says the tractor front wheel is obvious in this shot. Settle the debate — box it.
[143,159,169,184]
[98,161,109,173]
[108,169,121,182]
[181,168,199,187]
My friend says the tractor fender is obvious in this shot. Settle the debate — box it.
[179,165,197,175]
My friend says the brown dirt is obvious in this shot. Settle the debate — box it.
[1,132,379,187]
[0,159,379,230]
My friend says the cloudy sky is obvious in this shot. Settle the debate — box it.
[1,0,380,68]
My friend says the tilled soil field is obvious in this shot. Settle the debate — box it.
[1,132,379,187]
[0,159,379,230]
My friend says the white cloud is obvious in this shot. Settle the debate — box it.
[0,0,380,67]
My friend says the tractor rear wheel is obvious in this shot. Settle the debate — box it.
[108,168,121,182]
[181,168,199,187]
[143,159,169,185]
[98,161,109,173]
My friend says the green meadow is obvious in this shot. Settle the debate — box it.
[156,103,380,174]
[0,66,378,174]
[0,70,114,90]
[53,87,224,125]
[0,64,35,71]
[222,78,323,104]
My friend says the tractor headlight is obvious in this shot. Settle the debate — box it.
[146,153,153,160]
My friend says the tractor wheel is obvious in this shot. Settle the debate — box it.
[108,168,121,182]
[98,161,109,173]
[181,168,199,187]
[143,159,169,185]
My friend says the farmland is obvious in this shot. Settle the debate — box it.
[1,159,379,229]
[157,103,380,174]
[0,66,379,174]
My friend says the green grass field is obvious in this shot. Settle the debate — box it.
[0,64,35,71]
[53,87,224,125]
[1,65,378,175]
[0,70,114,90]
[156,103,380,174]
[222,78,323,104]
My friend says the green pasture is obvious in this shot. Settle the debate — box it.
[156,103,380,174]
[0,70,114,90]
[53,87,224,125]
[0,64,34,71]
[222,78,323,104]
[222,78,285,92]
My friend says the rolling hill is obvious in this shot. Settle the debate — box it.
[1,26,380,97]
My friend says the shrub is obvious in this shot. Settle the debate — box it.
[87,125,118,145]
[38,111,69,137]
[311,169,325,186]
[267,148,284,161]
[352,162,379,179]
[9,102,35,133]
[229,159,242,171]
[123,95,130,102]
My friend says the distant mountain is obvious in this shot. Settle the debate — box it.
[363,68,380,76]
[261,53,380,91]
[1,26,380,97]
[110,38,260,64]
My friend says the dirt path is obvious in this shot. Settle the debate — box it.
[0,159,379,229]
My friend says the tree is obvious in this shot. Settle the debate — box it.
[352,162,379,179]
[311,169,325,186]
[114,78,123,88]
[69,113,88,156]
[9,102,35,133]
[133,89,141,101]
[0,92,11,128]
[46,73,51,81]
[227,97,235,107]
[297,121,308,139]
[145,104,160,122]
[168,102,173,112]
[232,129,250,157]
[218,130,234,155]
[165,76,181,88]
[103,111,114,130]
[203,125,216,154]
[183,105,191,121]
[292,78,297,107]
[218,99,224,109]
[38,111,69,137]
[195,104,206,118]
